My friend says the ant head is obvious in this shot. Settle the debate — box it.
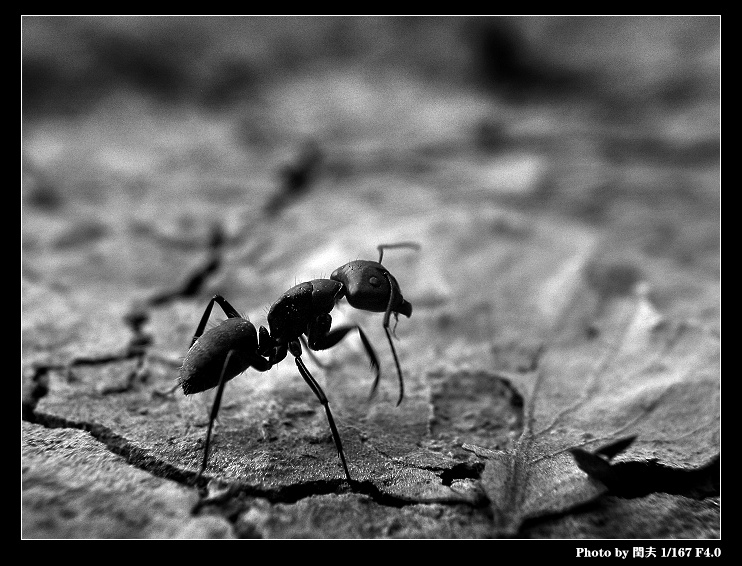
[331,260,410,316]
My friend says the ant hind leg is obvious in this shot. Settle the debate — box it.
[196,349,271,482]
[190,295,243,348]
[197,349,234,482]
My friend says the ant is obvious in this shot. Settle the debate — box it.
[179,242,419,483]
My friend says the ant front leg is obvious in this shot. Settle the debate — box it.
[288,340,352,483]
[306,314,381,398]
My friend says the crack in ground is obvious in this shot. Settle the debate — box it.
[22,364,51,423]
[24,405,485,518]
[134,146,321,311]
[145,223,226,308]
[22,314,169,400]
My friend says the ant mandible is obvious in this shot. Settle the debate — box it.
[178,242,419,483]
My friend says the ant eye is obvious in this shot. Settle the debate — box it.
[368,276,381,287]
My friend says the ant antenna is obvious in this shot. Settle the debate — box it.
[377,242,421,263]
[381,272,406,406]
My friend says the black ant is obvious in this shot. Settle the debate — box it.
[179,243,419,483]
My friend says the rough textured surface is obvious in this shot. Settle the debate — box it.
[22,16,719,539]
[22,421,233,538]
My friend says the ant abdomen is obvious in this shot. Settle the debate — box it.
[180,318,258,395]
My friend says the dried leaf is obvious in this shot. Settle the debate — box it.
[465,293,720,536]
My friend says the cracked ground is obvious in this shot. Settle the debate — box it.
[22,17,720,539]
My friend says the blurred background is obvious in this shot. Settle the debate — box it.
[21,15,720,328]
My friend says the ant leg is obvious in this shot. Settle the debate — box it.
[190,295,242,348]
[197,349,234,481]
[300,335,329,369]
[307,319,381,399]
[196,350,271,481]
[289,341,352,483]
[267,340,289,366]
[376,241,421,263]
